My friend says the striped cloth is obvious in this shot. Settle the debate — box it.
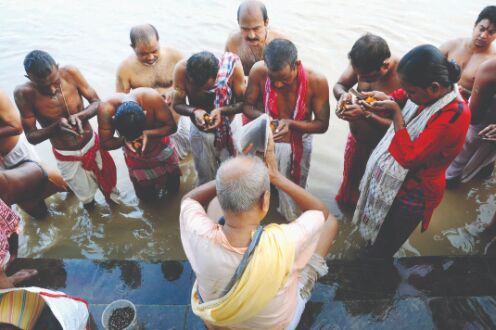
[212,52,240,156]
[0,290,46,330]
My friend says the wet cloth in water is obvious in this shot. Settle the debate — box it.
[353,88,460,243]
[335,133,376,208]
[0,199,19,270]
[123,136,180,186]
[180,198,325,329]
[52,133,118,204]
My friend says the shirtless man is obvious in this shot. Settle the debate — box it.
[225,0,286,75]
[333,34,401,209]
[173,51,245,185]
[447,57,496,186]
[116,24,189,160]
[440,6,496,101]
[14,50,118,207]
[243,39,330,221]
[99,88,179,200]
[0,89,66,217]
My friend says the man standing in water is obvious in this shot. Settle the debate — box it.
[225,0,286,75]
[14,50,118,208]
[116,24,190,159]
[173,51,245,185]
[447,57,496,186]
[333,34,401,209]
[99,88,179,200]
[440,6,496,101]
[243,39,330,221]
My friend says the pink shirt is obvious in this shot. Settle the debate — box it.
[180,198,324,329]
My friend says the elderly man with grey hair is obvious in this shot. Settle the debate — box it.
[180,138,338,329]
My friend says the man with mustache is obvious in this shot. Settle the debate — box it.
[440,6,496,102]
[14,50,118,208]
[225,0,287,75]
[116,24,190,159]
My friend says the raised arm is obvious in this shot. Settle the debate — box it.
[0,90,22,138]
[470,59,496,124]
[333,64,358,101]
[242,62,265,119]
[172,62,196,117]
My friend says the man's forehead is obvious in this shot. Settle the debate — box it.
[239,4,264,23]
[477,19,496,30]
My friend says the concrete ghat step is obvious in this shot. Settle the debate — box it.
[5,256,496,329]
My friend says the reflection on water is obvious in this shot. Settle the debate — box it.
[0,0,494,260]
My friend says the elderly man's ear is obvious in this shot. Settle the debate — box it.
[261,190,270,214]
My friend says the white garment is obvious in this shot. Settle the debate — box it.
[286,254,328,330]
[190,122,235,185]
[54,134,118,204]
[353,89,458,243]
[275,134,312,221]
[170,116,191,160]
[0,134,40,169]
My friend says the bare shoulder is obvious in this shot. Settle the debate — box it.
[60,65,88,84]
[0,90,14,110]
[306,67,329,89]
[174,60,187,77]
[249,61,268,80]
[440,38,465,56]
[477,57,496,82]
[13,82,35,102]
[225,31,243,52]
[162,47,184,62]
[267,29,288,42]
[117,55,137,75]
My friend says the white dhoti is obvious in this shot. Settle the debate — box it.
[275,134,312,221]
[170,116,191,160]
[54,134,118,204]
[0,134,40,169]
[190,123,234,185]
[446,122,496,182]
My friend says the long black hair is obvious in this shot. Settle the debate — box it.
[397,44,461,88]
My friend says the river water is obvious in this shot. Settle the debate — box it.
[0,0,494,261]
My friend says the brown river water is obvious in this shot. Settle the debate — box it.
[0,0,494,261]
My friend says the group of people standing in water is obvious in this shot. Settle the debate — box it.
[0,1,495,328]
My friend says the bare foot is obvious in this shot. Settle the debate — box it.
[8,269,38,286]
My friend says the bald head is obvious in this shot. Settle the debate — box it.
[216,156,269,214]
[130,24,159,48]
[237,0,268,23]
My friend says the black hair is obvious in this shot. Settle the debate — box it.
[348,34,391,72]
[237,1,268,22]
[186,51,219,87]
[397,44,461,88]
[23,50,56,78]
[130,24,160,47]
[475,6,496,26]
[112,101,146,141]
[263,39,298,71]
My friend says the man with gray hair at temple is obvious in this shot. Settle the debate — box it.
[180,137,338,329]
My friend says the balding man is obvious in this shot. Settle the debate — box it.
[225,0,287,75]
[180,137,338,329]
[116,24,190,159]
